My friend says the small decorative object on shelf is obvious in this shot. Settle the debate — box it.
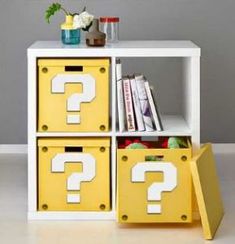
[86,19,106,47]
[100,17,120,43]
[61,15,80,45]
[45,3,94,45]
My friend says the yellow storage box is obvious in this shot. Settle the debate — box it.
[117,145,192,223]
[38,137,110,211]
[38,59,110,132]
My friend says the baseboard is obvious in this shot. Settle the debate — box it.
[212,143,235,154]
[0,144,27,154]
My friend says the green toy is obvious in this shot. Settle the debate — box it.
[126,143,147,149]
[168,137,188,149]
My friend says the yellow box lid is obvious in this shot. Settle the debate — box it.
[38,59,110,67]
[190,144,224,240]
[38,138,110,147]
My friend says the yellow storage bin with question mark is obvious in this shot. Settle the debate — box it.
[37,59,110,132]
[117,143,193,223]
[38,137,110,211]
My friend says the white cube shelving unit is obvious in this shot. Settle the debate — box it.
[28,40,200,220]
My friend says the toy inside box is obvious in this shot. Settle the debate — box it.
[37,58,110,132]
[117,137,224,239]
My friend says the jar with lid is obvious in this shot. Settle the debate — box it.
[100,17,119,43]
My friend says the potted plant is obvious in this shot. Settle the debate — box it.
[45,3,94,45]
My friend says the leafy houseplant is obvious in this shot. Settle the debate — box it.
[45,3,94,44]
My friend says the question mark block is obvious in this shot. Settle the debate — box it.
[117,148,193,223]
[38,59,109,132]
[38,138,110,211]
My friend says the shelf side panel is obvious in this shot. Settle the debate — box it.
[27,53,37,212]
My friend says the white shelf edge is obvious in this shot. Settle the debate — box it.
[28,41,201,57]
[36,132,114,137]
[115,131,192,137]
[36,116,191,137]
[116,115,191,137]
[28,211,116,220]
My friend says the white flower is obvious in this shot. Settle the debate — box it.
[73,11,94,29]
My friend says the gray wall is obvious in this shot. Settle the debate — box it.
[0,0,234,144]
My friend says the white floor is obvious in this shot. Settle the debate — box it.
[0,145,235,244]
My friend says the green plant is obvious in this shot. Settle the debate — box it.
[45,3,69,23]
[45,2,93,31]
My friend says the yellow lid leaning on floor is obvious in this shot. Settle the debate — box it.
[190,144,224,240]
[38,138,110,147]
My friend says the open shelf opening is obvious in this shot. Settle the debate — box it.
[114,57,192,136]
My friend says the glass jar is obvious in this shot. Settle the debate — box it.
[100,17,119,43]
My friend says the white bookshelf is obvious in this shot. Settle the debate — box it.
[28,40,200,220]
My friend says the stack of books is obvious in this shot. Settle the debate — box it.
[116,59,163,132]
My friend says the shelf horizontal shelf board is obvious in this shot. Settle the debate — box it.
[116,115,191,137]
[36,132,113,137]
[28,41,200,57]
[28,211,115,220]
[36,116,190,137]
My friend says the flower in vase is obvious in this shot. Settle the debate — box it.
[73,11,94,29]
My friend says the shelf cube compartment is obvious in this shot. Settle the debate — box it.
[117,143,193,223]
[114,57,197,140]
[38,137,110,211]
[37,59,110,132]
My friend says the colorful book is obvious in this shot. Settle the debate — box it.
[123,77,136,131]
[130,76,145,131]
[135,74,154,132]
[145,80,163,131]
[117,80,125,132]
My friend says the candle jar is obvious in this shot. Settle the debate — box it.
[100,17,119,43]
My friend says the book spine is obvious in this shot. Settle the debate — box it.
[150,86,163,131]
[116,58,122,81]
[123,77,136,131]
[116,59,125,132]
[145,81,163,131]
[130,77,145,131]
[135,75,154,132]
[117,80,125,132]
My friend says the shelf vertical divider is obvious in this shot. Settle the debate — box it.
[111,56,117,213]
[183,56,200,153]
[27,53,37,213]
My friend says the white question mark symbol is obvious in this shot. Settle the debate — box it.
[51,74,96,124]
[132,162,177,214]
[51,153,96,203]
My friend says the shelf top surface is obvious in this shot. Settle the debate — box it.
[28,40,201,57]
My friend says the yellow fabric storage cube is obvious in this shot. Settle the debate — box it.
[38,59,110,132]
[117,145,192,223]
[38,137,110,211]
